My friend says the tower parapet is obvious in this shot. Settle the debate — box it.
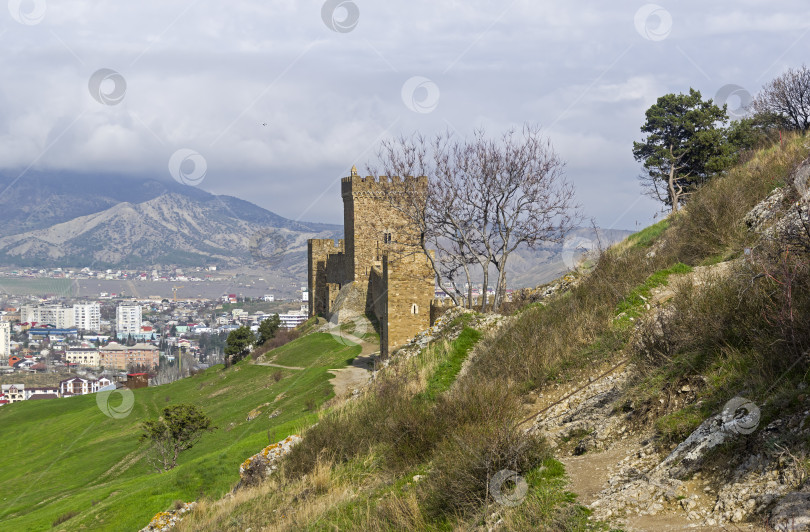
[341,174,428,199]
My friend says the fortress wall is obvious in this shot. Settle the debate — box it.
[382,253,434,355]
[307,239,344,317]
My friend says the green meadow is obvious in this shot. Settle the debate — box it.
[0,332,360,531]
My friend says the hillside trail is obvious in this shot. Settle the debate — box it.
[526,261,759,531]
[325,330,377,399]
[252,328,377,397]
[253,361,304,370]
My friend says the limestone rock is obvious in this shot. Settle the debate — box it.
[236,435,302,490]
[770,491,810,531]
[140,502,197,532]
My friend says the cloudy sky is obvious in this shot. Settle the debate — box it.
[1,0,808,231]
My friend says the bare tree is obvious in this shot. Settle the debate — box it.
[368,132,461,306]
[371,125,580,312]
[753,64,810,133]
[485,126,579,309]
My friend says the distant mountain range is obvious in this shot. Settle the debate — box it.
[0,172,341,271]
[0,172,634,288]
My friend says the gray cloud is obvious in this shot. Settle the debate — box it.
[1,0,809,231]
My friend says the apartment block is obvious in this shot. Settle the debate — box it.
[116,305,142,336]
[73,303,101,332]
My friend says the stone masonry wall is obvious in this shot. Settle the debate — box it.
[307,239,344,317]
[382,253,433,356]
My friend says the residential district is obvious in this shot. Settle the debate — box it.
[0,289,310,406]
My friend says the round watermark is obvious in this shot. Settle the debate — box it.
[8,0,46,25]
[96,388,135,419]
[327,306,369,347]
[561,236,596,270]
[249,229,288,267]
[88,68,127,106]
[168,149,207,186]
[715,84,752,119]
[489,469,529,507]
[634,4,672,41]
[321,0,359,33]
[721,396,760,435]
[401,76,440,114]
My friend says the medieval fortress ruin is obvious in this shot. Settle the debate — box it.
[307,167,435,355]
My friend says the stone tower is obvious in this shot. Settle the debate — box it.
[308,166,434,355]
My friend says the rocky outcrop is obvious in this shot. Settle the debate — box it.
[770,487,810,531]
[745,156,810,240]
[236,435,302,490]
[140,502,197,532]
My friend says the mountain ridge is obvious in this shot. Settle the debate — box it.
[0,173,341,269]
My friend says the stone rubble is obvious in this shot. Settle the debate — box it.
[236,435,302,490]
[530,342,810,528]
[139,502,197,532]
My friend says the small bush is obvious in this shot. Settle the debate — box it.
[272,370,283,382]
[422,418,548,518]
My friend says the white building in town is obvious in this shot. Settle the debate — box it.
[73,303,101,332]
[116,305,142,336]
[65,348,101,368]
[1,384,25,403]
[20,305,75,328]
[0,322,10,357]
[279,311,307,329]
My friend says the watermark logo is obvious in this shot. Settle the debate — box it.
[327,306,369,347]
[721,396,760,435]
[321,0,359,33]
[96,388,135,419]
[8,0,46,25]
[634,4,672,41]
[561,236,596,270]
[168,149,207,186]
[88,68,127,106]
[401,76,441,114]
[715,84,752,119]
[249,229,289,267]
[489,469,529,507]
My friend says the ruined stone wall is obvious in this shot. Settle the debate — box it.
[307,239,344,317]
[430,298,456,325]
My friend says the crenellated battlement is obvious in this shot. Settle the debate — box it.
[341,168,428,198]
[308,238,344,253]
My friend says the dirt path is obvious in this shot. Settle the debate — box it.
[254,362,304,370]
[561,443,747,531]
[326,331,377,399]
[562,439,637,505]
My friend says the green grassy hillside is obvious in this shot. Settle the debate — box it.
[0,333,360,531]
[171,134,810,531]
